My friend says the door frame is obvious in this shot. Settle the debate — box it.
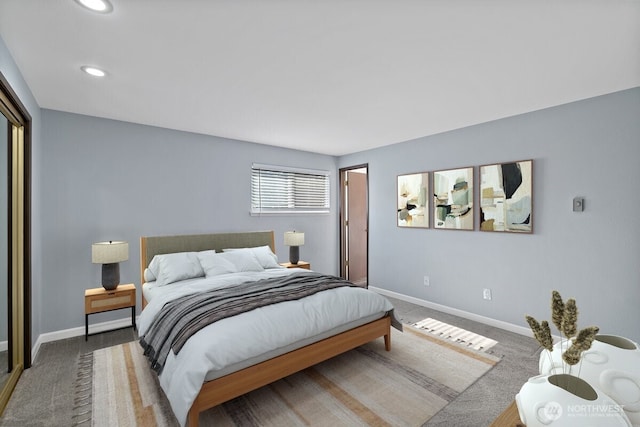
[339,164,368,285]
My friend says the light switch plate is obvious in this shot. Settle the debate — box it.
[573,197,584,212]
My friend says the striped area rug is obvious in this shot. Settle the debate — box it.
[90,341,175,427]
[413,318,499,352]
[82,326,500,427]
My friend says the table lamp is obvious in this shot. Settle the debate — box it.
[283,231,304,264]
[92,240,129,290]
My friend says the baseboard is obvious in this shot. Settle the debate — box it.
[370,286,532,337]
[0,341,6,352]
[32,316,137,363]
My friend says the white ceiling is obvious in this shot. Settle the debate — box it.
[1,1,639,156]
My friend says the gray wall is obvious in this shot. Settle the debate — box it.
[339,88,640,343]
[40,110,339,332]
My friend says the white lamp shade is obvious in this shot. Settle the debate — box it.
[92,241,129,264]
[284,231,304,246]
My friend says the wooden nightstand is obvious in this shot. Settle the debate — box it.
[279,261,311,270]
[491,401,525,427]
[85,283,136,340]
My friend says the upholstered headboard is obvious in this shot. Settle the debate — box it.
[139,230,275,287]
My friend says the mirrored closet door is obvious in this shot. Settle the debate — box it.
[0,72,31,416]
[0,114,8,398]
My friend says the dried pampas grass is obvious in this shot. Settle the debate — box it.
[551,290,564,331]
[524,291,599,374]
[562,298,578,338]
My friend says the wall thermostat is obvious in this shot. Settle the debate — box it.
[573,197,584,212]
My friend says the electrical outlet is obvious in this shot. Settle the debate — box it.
[424,275,430,287]
[483,288,492,300]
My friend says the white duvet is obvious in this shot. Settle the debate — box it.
[138,268,394,426]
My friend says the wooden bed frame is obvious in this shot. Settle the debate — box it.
[139,230,392,427]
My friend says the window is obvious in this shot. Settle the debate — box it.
[251,163,330,214]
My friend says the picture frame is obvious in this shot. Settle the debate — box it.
[479,159,533,233]
[433,166,474,230]
[397,172,429,228]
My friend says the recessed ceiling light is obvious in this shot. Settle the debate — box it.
[74,0,113,13]
[81,66,107,77]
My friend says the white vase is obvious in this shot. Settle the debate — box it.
[539,335,640,426]
[516,373,631,426]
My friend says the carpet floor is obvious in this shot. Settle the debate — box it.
[0,351,8,393]
[0,297,540,427]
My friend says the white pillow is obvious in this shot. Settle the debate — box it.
[197,250,238,277]
[143,268,156,283]
[223,246,279,269]
[149,252,204,287]
[219,250,264,272]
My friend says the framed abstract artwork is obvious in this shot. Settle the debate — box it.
[433,167,474,230]
[479,159,533,233]
[397,172,429,228]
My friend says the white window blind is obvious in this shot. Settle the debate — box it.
[251,163,330,214]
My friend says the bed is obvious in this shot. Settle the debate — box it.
[137,230,398,427]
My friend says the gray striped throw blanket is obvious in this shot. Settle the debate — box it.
[139,272,357,374]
